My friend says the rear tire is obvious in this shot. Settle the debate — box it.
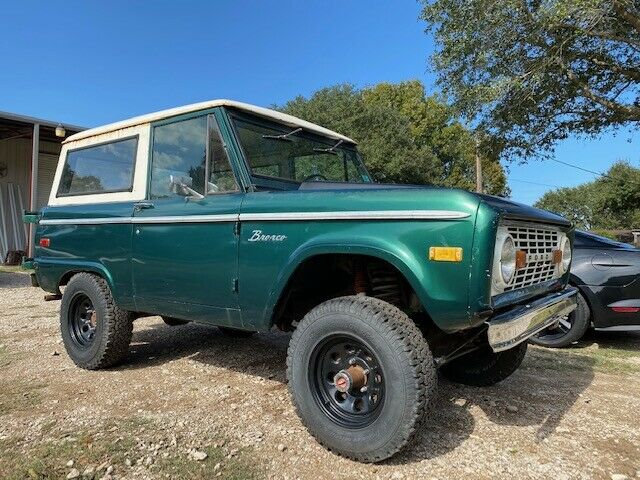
[529,292,590,348]
[286,296,436,462]
[60,273,133,370]
[441,342,527,387]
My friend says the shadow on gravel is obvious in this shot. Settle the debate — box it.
[0,272,31,288]
[122,321,290,383]
[122,321,598,465]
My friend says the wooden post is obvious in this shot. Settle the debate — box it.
[28,123,39,257]
[475,137,483,194]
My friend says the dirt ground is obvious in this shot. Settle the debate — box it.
[1,271,639,480]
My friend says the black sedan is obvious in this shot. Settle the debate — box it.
[531,230,640,347]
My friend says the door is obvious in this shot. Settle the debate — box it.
[132,113,243,325]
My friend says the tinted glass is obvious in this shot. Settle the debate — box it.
[151,116,207,199]
[232,117,370,184]
[58,137,137,196]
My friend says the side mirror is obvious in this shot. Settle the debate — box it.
[169,175,204,200]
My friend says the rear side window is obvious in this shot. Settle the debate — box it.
[58,137,138,196]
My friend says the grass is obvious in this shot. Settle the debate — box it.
[0,417,261,480]
[0,379,47,416]
[528,344,640,375]
[0,265,32,274]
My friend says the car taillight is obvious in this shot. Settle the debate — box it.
[39,238,50,247]
[611,306,640,313]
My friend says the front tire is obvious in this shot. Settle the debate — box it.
[60,273,133,370]
[441,342,528,387]
[286,296,435,462]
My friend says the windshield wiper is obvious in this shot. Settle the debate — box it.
[262,127,302,142]
[313,139,344,155]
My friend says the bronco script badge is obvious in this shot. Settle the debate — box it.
[248,230,287,242]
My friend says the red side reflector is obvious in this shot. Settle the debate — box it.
[39,238,50,248]
[611,306,640,313]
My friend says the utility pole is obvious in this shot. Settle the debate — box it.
[475,135,483,194]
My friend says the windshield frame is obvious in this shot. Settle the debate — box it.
[226,109,372,190]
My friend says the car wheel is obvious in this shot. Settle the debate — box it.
[441,342,528,387]
[218,326,256,338]
[529,292,591,348]
[286,296,436,462]
[60,272,133,370]
[162,316,190,327]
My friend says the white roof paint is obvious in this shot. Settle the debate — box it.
[64,99,356,144]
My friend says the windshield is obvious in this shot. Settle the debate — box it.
[231,114,372,185]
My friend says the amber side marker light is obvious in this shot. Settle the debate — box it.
[553,249,563,264]
[429,246,463,262]
[39,238,50,248]
[515,250,527,270]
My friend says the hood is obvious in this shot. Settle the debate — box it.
[475,193,571,227]
[299,182,571,227]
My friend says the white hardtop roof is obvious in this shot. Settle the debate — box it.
[64,99,356,144]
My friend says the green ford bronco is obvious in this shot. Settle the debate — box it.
[26,100,577,462]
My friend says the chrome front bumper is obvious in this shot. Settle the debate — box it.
[487,287,578,352]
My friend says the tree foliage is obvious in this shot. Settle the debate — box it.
[534,161,640,229]
[421,0,640,159]
[279,81,509,195]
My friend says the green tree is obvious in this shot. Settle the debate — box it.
[421,0,640,160]
[534,161,640,229]
[279,81,509,195]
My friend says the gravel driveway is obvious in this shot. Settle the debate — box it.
[1,271,639,479]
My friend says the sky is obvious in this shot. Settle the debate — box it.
[1,0,637,205]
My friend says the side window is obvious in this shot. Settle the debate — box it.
[58,137,137,196]
[151,116,207,199]
[208,118,238,194]
[150,115,237,199]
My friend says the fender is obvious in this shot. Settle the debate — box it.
[34,258,128,307]
[260,234,468,332]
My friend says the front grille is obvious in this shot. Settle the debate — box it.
[504,224,561,291]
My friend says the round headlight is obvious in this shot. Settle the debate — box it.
[500,235,516,284]
[561,237,572,273]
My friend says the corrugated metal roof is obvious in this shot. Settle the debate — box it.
[0,110,84,132]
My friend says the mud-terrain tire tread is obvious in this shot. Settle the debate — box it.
[529,292,591,348]
[60,272,133,370]
[286,295,436,463]
[441,342,528,387]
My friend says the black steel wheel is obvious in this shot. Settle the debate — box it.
[310,335,384,428]
[68,293,97,348]
[530,292,591,348]
[287,296,436,463]
[60,273,133,370]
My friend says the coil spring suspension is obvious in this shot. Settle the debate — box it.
[366,262,402,306]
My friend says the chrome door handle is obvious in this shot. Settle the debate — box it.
[133,202,154,211]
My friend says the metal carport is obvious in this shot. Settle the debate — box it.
[0,112,83,262]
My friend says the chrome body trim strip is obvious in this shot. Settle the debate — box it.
[239,210,469,221]
[487,287,578,352]
[39,210,470,226]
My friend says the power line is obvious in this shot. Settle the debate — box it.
[547,158,608,178]
[510,178,563,189]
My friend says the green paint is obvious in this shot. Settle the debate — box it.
[31,105,572,333]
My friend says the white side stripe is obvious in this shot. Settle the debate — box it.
[39,210,470,226]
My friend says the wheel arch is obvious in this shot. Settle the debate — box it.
[262,241,436,331]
